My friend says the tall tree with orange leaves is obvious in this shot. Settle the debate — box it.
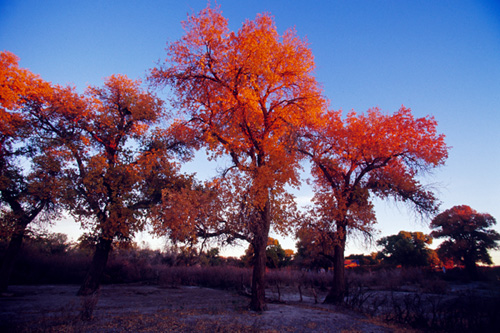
[150,6,326,311]
[27,74,192,296]
[300,107,449,304]
[0,51,64,293]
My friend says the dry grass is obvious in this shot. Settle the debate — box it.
[0,285,392,332]
[4,244,500,331]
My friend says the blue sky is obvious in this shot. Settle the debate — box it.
[1,0,499,263]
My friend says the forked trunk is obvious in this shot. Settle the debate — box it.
[0,222,28,293]
[249,200,271,312]
[77,237,113,296]
[324,225,347,304]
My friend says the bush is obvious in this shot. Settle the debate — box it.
[341,267,500,331]
[8,247,89,285]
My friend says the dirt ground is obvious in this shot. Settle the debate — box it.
[0,284,404,332]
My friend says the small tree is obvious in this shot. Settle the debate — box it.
[294,226,335,271]
[377,231,436,267]
[240,237,289,269]
[199,248,222,266]
[265,238,286,269]
[430,205,500,279]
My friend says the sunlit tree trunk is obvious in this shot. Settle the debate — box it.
[249,200,271,311]
[324,223,347,304]
[77,237,113,296]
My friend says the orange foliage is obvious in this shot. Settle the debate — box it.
[0,51,64,217]
[0,51,52,145]
[155,169,301,247]
[150,5,326,235]
[304,106,449,235]
[25,73,185,241]
[301,106,449,303]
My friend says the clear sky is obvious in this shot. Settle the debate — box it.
[1,0,499,263]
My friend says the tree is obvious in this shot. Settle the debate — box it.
[199,247,222,266]
[300,107,448,304]
[20,232,71,255]
[377,231,436,267]
[241,237,291,269]
[294,226,335,271]
[0,51,64,293]
[345,253,380,266]
[150,6,326,311]
[430,205,500,279]
[27,74,191,296]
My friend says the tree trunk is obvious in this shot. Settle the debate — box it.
[250,236,267,311]
[464,256,479,280]
[249,200,271,312]
[324,225,346,304]
[0,221,28,294]
[0,199,44,294]
[77,237,113,296]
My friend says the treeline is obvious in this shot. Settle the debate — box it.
[2,228,493,287]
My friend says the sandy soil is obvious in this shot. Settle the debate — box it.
[0,284,402,332]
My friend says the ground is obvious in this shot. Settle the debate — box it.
[0,284,404,332]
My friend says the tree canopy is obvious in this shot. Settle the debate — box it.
[430,205,500,278]
[294,225,335,271]
[377,231,438,267]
